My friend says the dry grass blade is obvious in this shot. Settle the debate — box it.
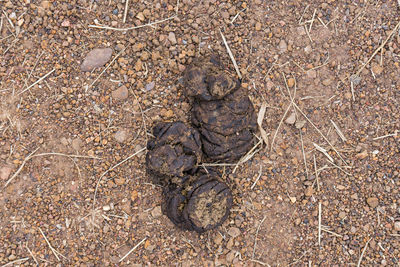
[357,238,372,267]
[313,155,320,191]
[119,237,147,262]
[373,130,398,140]
[300,129,309,180]
[252,215,267,259]
[39,227,66,261]
[88,15,177,31]
[313,143,334,163]
[250,165,263,190]
[18,68,55,96]
[0,257,29,267]
[122,0,129,23]
[257,102,269,148]
[230,8,246,24]
[293,102,347,165]
[232,138,262,173]
[4,149,100,188]
[318,202,322,246]
[320,225,343,237]
[219,29,242,79]
[93,147,146,209]
[4,147,40,188]
[330,120,347,142]
[355,21,400,77]
[270,103,292,152]
[326,159,351,176]
[25,243,39,266]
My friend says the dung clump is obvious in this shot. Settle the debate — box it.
[192,87,257,162]
[163,173,233,233]
[183,54,240,101]
[146,121,202,184]
[184,55,257,162]
[145,54,257,233]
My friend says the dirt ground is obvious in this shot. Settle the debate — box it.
[1,0,400,266]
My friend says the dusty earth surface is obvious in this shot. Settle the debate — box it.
[1,0,400,266]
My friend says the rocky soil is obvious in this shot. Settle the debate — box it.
[0,0,399,266]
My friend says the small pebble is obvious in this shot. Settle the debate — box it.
[228,227,241,238]
[114,130,128,143]
[0,166,12,180]
[366,197,379,208]
[145,81,155,91]
[81,48,113,72]
[278,39,287,53]
[112,86,129,100]
[168,32,177,45]
[285,112,296,125]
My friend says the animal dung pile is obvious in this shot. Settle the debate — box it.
[146,55,257,233]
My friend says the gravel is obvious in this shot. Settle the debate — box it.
[0,0,399,266]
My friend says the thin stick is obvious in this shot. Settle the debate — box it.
[293,102,347,165]
[357,238,372,267]
[119,237,147,262]
[252,215,267,259]
[318,202,322,246]
[330,120,347,142]
[0,258,29,267]
[122,0,129,23]
[39,227,66,261]
[313,155,320,191]
[18,68,55,96]
[355,21,400,77]
[93,147,146,209]
[250,165,262,190]
[4,147,40,188]
[88,15,176,31]
[26,243,39,266]
[87,47,126,90]
[219,29,242,79]
[373,130,398,140]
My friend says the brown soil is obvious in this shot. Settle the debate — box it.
[1,0,399,266]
